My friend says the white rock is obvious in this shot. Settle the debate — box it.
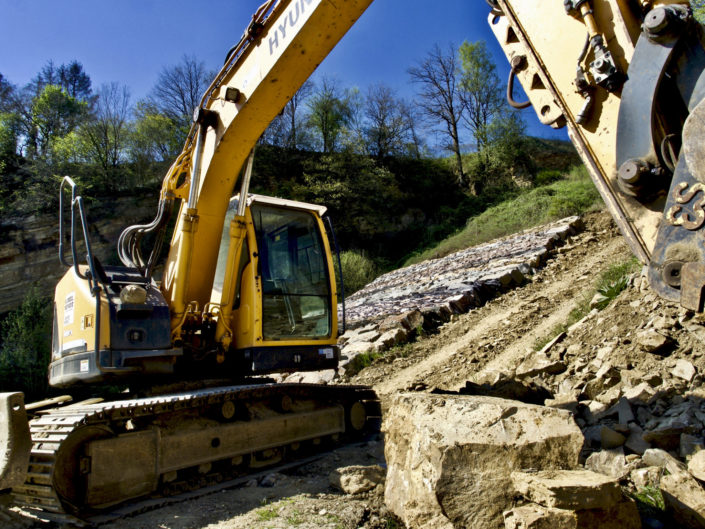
[511,469,622,510]
[688,450,705,482]
[673,359,697,382]
[329,465,385,494]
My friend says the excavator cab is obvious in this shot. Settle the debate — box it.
[210,194,340,374]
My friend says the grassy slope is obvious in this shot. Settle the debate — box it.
[405,165,602,266]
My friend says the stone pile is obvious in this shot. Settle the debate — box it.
[505,469,641,528]
[468,270,705,528]
[337,216,584,369]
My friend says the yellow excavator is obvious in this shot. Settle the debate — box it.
[2,0,705,524]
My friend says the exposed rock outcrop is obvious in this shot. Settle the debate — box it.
[0,197,156,314]
[338,216,584,371]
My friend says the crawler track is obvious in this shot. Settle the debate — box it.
[11,383,380,526]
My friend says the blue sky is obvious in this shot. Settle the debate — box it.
[0,0,568,144]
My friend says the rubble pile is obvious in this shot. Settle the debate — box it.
[338,216,584,369]
[461,271,705,528]
[505,469,641,529]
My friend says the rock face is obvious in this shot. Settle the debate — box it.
[0,197,156,314]
[383,393,584,529]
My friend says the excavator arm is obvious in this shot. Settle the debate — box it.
[489,0,705,310]
[154,0,372,321]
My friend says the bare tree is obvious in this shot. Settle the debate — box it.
[399,99,425,159]
[364,84,408,157]
[284,79,313,149]
[408,44,468,189]
[149,55,211,126]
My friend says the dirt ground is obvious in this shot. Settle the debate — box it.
[22,210,648,529]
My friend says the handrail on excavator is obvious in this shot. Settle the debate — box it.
[58,176,104,291]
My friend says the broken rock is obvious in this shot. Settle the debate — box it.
[636,329,674,355]
[329,465,385,494]
[585,447,630,479]
[511,469,622,510]
[515,351,567,379]
[630,466,662,489]
[672,359,697,382]
[573,499,641,529]
[384,393,583,529]
[503,504,577,529]
[642,448,687,475]
[688,450,705,482]
[660,471,705,529]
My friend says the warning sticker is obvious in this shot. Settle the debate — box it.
[64,292,75,326]
[80,359,89,373]
[319,348,334,360]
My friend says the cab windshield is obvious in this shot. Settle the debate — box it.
[252,203,332,340]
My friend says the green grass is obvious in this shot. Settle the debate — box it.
[630,485,666,510]
[345,350,384,377]
[286,509,304,525]
[344,343,412,377]
[384,516,404,528]
[405,165,602,266]
[256,507,278,521]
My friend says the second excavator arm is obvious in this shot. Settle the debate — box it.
[490,0,705,310]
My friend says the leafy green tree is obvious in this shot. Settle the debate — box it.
[693,0,705,23]
[458,40,504,153]
[294,152,404,249]
[467,110,533,191]
[0,287,53,401]
[57,61,93,101]
[307,77,353,153]
[0,114,18,175]
[128,101,183,183]
[31,84,87,160]
[0,73,15,113]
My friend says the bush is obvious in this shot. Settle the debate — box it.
[0,287,53,401]
[336,250,379,295]
[535,169,563,186]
